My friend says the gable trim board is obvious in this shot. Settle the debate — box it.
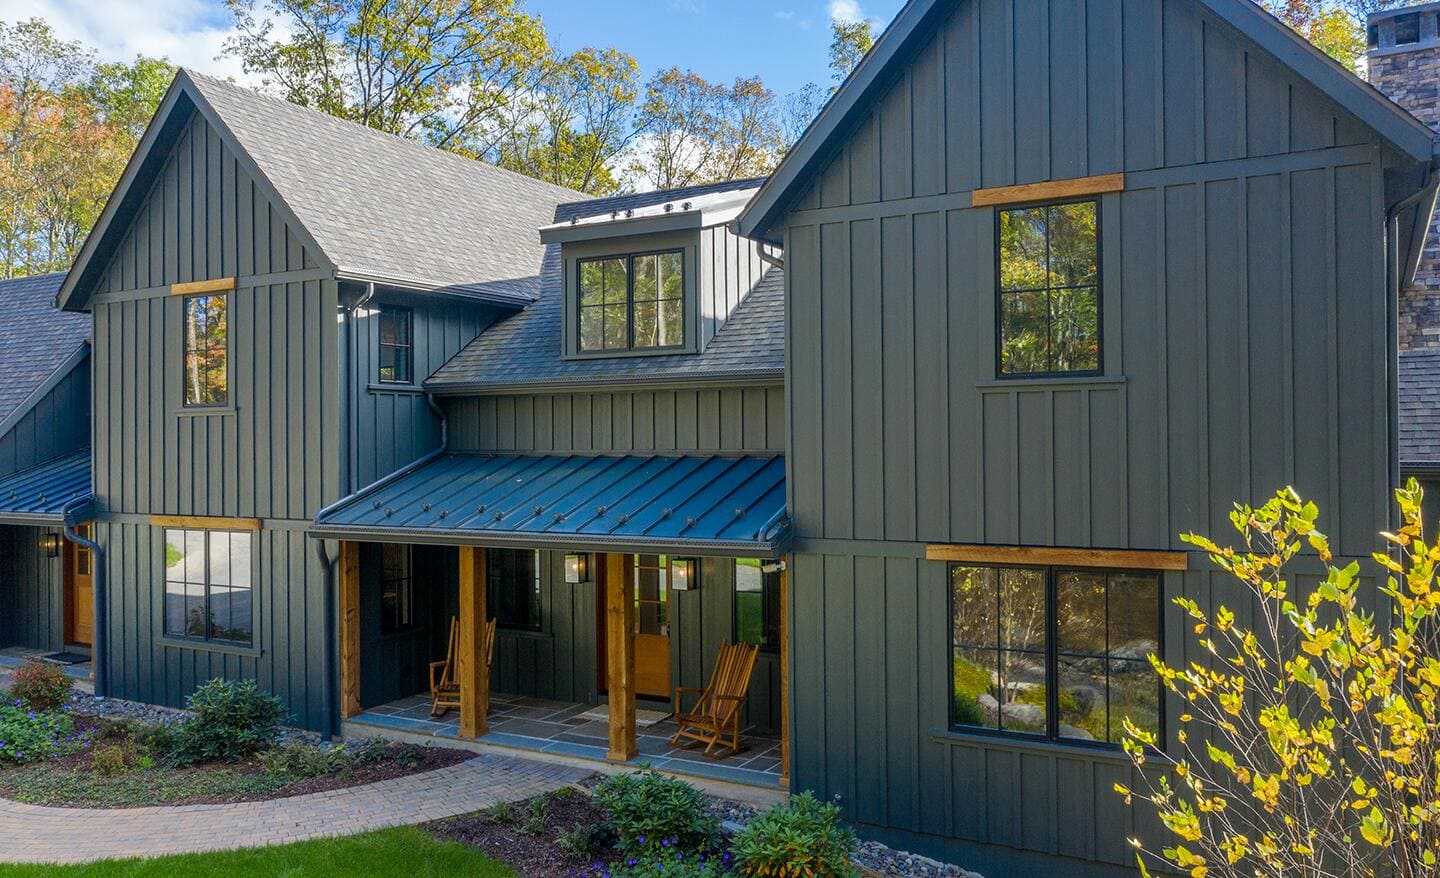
[57,73,332,312]
[737,0,1439,242]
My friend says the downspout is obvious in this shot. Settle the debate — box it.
[342,282,378,496]
[314,537,338,738]
[1385,154,1440,533]
[755,241,784,271]
[60,497,104,699]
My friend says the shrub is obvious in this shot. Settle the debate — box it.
[486,800,513,823]
[0,703,82,763]
[593,770,719,859]
[519,796,552,837]
[9,660,72,711]
[607,847,733,877]
[556,821,616,857]
[731,792,859,878]
[259,742,353,778]
[168,679,286,765]
[92,743,134,777]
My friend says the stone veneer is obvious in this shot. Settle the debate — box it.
[1370,7,1440,350]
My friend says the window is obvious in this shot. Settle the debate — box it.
[950,564,1160,746]
[734,559,780,652]
[633,554,670,636]
[378,307,413,384]
[380,544,414,634]
[163,529,253,645]
[488,549,540,630]
[1396,12,1420,44]
[182,294,228,406]
[997,201,1100,376]
[578,251,684,353]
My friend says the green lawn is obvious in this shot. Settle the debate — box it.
[0,827,515,878]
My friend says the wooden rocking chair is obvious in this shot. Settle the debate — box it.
[429,615,496,718]
[669,641,759,758]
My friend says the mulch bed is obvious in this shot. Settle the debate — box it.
[428,785,613,877]
[0,714,476,808]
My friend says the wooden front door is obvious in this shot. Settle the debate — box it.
[597,554,672,699]
[65,524,94,647]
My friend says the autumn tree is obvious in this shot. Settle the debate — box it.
[829,18,874,85]
[1120,482,1440,877]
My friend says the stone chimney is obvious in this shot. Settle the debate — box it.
[1369,3,1440,351]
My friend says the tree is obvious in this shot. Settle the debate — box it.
[221,0,551,155]
[829,18,874,86]
[1119,482,1440,878]
[1256,1,1367,68]
[0,19,172,278]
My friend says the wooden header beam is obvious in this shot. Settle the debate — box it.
[170,277,237,296]
[926,543,1188,571]
[971,173,1125,208]
[150,515,261,531]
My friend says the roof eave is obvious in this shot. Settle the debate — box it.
[540,211,706,245]
[304,523,788,560]
[423,368,786,396]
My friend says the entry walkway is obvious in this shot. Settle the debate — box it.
[0,752,586,864]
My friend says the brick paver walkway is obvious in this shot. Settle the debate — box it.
[0,752,587,864]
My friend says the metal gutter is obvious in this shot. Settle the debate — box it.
[424,368,785,397]
[302,523,787,560]
[60,496,105,698]
[332,270,536,309]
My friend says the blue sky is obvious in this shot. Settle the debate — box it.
[0,0,905,98]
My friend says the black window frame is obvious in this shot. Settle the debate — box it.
[1396,12,1421,45]
[576,248,686,354]
[162,528,255,647]
[994,198,1103,380]
[487,548,542,631]
[181,292,230,408]
[947,562,1163,752]
[377,305,414,385]
[733,559,780,654]
[379,543,415,635]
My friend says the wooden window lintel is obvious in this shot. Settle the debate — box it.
[170,277,238,296]
[972,173,1125,207]
[926,543,1188,571]
[150,515,262,531]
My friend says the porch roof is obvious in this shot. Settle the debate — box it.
[310,452,790,558]
[0,449,93,526]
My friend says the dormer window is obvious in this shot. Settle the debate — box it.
[578,250,684,353]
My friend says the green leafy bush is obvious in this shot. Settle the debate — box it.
[0,703,82,763]
[731,792,860,878]
[593,770,719,859]
[607,847,732,877]
[556,821,616,857]
[259,742,353,778]
[519,796,552,837]
[92,743,136,776]
[486,800,513,823]
[9,660,73,711]
[168,679,286,765]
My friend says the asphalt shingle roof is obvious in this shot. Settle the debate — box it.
[186,71,585,303]
[0,273,88,426]
[1402,350,1440,469]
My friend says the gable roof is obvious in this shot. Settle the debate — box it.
[738,0,1440,241]
[60,69,585,310]
[1401,350,1440,471]
[425,181,784,394]
[0,273,89,432]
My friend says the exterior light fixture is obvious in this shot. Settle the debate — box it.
[39,532,61,558]
[564,553,589,584]
[670,557,696,591]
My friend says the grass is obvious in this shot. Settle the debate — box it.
[0,826,516,877]
[0,762,294,808]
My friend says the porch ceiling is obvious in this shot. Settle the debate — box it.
[310,452,789,558]
[0,449,92,526]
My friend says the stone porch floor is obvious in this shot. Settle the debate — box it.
[346,691,785,790]
[0,646,94,692]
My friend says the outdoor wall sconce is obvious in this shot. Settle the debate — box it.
[39,532,61,558]
[670,557,696,591]
[564,553,589,584]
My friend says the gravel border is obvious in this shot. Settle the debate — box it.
[67,692,325,745]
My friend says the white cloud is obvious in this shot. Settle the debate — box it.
[774,9,813,29]
[828,0,864,24]
[0,0,254,82]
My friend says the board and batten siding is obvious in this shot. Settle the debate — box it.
[350,294,499,490]
[0,357,89,478]
[85,103,341,731]
[775,0,1399,873]
[699,224,767,349]
[446,387,785,455]
[0,526,65,652]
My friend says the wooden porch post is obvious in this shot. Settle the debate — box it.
[605,552,637,762]
[778,560,790,789]
[458,546,490,738]
[339,541,361,719]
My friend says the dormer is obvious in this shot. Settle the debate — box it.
[540,181,770,361]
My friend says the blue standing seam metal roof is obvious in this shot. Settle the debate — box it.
[310,453,789,559]
[0,449,93,525]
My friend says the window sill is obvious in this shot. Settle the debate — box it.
[928,727,1134,763]
[173,405,238,417]
[564,345,697,362]
[975,374,1126,390]
[158,637,261,658]
[368,382,425,395]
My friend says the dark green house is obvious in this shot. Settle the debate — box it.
[26,0,1440,875]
